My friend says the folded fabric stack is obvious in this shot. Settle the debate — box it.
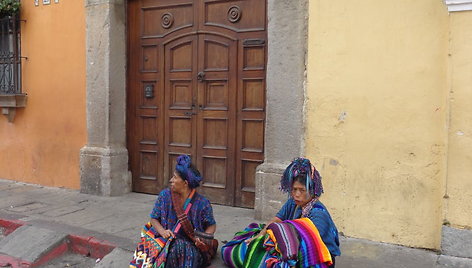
[275,218,332,268]
[264,221,299,268]
[222,218,332,268]
[221,223,268,267]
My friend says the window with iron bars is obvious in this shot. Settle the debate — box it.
[0,13,21,95]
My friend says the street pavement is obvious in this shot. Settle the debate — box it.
[0,179,471,267]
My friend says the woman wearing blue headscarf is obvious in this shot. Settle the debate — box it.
[131,155,217,268]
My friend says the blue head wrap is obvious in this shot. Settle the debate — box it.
[175,155,202,189]
[280,157,323,197]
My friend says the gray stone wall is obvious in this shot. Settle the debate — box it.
[255,163,287,220]
[255,0,309,220]
[80,0,131,196]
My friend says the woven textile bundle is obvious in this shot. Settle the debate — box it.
[222,218,333,268]
[221,223,268,268]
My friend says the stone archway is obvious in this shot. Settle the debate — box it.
[80,0,308,212]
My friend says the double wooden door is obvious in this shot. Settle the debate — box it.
[127,0,266,207]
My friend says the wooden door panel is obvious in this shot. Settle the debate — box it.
[202,156,227,186]
[242,79,265,111]
[202,0,266,32]
[203,118,227,149]
[141,2,194,38]
[204,41,230,71]
[140,151,158,179]
[235,31,267,208]
[200,156,228,204]
[240,159,262,204]
[169,42,194,71]
[168,116,193,147]
[169,81,193,109]
[141,116,158,143]
[196,34,236,205]
[243,45,265,71]
[132,78,163,193]
[142,45,159,72]
[204,81,228,109]
[128,0,166,194]
[164,35,198,182]
[128,0,266,207]
[241,119,264,153]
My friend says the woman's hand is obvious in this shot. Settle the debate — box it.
[244,217,281,245]
[245,228,266,245]
[150,218,175,239]
[195,237,209,251]
[160,229,175,239]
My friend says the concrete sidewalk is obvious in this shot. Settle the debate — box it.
[0,179,471,267]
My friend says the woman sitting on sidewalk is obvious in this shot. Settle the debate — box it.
[222,157,340,268]
[130,155,217,268]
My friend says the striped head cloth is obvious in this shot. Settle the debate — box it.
[280,157,324,197]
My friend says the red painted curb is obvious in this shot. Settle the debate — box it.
[68,235,115,259]
[32,241,69,267]
[0,219,25,236]
[0,254,31,268]
[0,218,116,265]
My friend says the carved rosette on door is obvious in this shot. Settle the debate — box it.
[127,0,267,208]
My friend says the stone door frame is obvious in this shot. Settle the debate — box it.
[80,0,308,216]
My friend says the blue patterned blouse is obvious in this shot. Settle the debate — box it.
[150,188,216,235]
[276,198,341,257]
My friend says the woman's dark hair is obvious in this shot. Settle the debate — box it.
[293,175,307,186]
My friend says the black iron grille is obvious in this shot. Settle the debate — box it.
[0,14,21,95]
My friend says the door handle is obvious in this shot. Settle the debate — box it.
[197,71,205,82]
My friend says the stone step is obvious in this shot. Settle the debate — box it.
[437,254,472,268]
[0,225,68,267]
[0,225,68,265]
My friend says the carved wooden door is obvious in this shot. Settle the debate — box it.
[127,0,266,207]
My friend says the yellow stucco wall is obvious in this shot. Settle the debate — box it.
[306,0,449,249]
[445,11,472,230]
[0,1,86,189]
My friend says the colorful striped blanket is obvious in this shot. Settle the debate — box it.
[221,218,332,268]
[221,223,268,268]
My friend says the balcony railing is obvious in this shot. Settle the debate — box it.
[0,14,21,95]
